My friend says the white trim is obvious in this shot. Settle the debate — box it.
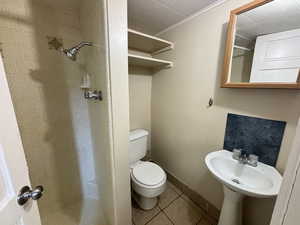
[128,28,174,54]
[106,0,132,225]
[128,28,173,46]
[270,118,300,225]
[156,0,229,36]
[128,53,173,68]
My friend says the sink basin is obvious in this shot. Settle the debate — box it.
[205,150,282,225]
[205,150,282,198]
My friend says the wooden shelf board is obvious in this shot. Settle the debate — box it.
[128,28,174,54]
[221,82,300,89]
[128,54,173,69]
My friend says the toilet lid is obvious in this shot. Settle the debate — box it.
[132,162,165,186]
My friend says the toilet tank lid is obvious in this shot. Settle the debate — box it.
[129,129,149,141]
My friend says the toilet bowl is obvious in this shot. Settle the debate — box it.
[129,129,167,210]
[130,161,166,210]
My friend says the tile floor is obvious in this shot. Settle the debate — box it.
[132,181,215,225]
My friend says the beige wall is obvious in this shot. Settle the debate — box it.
[151,0,300,225]
[129,67,152,149]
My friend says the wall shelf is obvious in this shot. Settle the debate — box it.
[128,29,174,55]
[128,54,173,69]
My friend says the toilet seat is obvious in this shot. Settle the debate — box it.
[130,161,167,210]
[131,162,166,188]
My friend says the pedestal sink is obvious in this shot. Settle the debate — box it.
[205,150,282,225]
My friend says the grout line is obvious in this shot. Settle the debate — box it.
[167,178,217,223]
[180,193,208,215]
[144,209,162,225]
[168,185,184,196]
[179,195,215,224]
[166,180,183,195]
[164,168,220,220]
[159,194,181,210]
[131,202,161,225]
[161,210,175,225]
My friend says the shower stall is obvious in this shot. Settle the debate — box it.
[0,0,131,224]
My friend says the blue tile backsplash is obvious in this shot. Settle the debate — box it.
[224,113,286,167]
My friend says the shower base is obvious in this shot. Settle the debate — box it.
[41,198,105,225]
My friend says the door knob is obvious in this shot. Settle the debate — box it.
[17,185,44,206]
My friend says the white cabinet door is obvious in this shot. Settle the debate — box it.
[250,28,300,82]
[0,54,42,225]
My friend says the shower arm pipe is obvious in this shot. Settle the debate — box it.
[73,42,93,50]
[61,42,93,53]
[62,41,93,61]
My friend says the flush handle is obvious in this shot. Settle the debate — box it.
[17,185,44,206]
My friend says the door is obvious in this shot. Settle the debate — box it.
[0,54,42,225]
[250,28,300,82]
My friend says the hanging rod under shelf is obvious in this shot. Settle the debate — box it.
[234,45,253,52]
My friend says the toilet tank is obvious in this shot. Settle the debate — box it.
[129,129,149,165]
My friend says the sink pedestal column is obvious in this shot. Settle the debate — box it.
[218,186,244,225]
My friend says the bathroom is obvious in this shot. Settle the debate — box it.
[0,0,300,225]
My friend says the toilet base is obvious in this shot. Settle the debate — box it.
[132,191,158,210]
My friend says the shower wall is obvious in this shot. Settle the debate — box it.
[79,0,117,223]
[0,0,96,215]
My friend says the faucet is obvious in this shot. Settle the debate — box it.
[239,152,248,164]
[232,149,258,167]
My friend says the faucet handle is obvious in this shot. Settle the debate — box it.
[248,154,259,167]
[232,149,241,160]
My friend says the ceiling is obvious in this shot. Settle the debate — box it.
[128,0,221,34]
[36,0,223,35]
[236,0,300,40]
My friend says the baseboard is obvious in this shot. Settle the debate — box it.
[162,167,220,223]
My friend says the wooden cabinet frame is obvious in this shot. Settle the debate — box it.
[221,0,300,89]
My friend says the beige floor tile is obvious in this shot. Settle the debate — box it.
[158,183,180,209]
[132,202,161,225]
[167,181,183,195]
[164,197,202,225]
[147,212,173,225]
[197,218,211,225]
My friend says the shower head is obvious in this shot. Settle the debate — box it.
[62,41,93,61]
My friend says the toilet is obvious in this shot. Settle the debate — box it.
[129,129,167,210]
